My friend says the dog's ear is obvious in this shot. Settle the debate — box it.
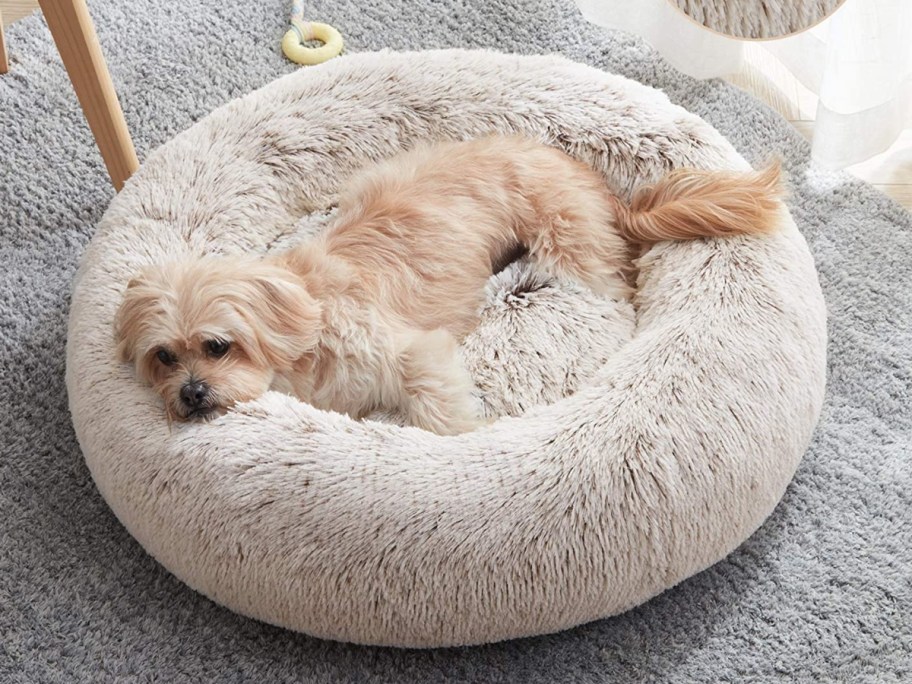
[229,264,323,369]
[114,275,157,364]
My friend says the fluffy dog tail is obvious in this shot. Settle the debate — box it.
[612,161,784,243]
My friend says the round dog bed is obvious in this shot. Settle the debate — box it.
[66,49,827,648]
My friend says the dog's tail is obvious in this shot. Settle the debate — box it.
[612,161,784,243]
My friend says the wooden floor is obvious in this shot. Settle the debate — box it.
[3,2,910,208]
[1,0,33,25]
[731,44,912,208]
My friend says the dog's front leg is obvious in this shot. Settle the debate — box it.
[394,328,484,436]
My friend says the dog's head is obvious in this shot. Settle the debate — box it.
[114,256,322,421]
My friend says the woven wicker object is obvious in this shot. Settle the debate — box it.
[673,0,846,39]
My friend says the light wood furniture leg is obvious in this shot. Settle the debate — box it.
[0,10,9,74]
[37,0,138,190]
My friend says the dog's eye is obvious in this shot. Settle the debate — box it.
[206,339,231,358]
[156,349,176,366]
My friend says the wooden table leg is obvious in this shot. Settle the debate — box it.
[0,11,9,75]
[38,0,139,191]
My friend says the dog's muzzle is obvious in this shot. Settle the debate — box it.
[180,380,214,418]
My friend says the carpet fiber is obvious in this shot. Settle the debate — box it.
[0,0,909,681]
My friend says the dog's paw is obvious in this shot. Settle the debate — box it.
[421,415,484,436]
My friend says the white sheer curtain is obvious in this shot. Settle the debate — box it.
[574,0,912,168]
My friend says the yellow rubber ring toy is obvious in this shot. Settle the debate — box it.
[282,2,343,66]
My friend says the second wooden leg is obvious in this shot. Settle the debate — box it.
[0,11,9,75]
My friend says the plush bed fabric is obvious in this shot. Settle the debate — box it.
[674,0,846,38]
[65,49,826,647]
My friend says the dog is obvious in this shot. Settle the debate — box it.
[115,136,783,434]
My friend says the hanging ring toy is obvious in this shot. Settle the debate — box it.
[282,1,343,66]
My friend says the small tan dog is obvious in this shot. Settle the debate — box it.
[115,136,782,434]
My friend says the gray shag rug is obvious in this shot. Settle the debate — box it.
[0,0,909,681]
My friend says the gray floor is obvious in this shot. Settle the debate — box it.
[0,0,909,681]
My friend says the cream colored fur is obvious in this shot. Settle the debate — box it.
[115,137,782,435]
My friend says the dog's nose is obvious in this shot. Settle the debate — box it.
[180,381,210,408]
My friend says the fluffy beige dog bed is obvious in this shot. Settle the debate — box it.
[66,50,827,647]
